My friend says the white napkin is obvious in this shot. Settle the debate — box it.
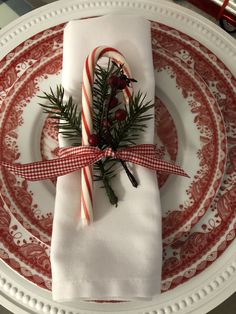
[50,15,162,301]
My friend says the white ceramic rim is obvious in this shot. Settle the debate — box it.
[0,1,235,314]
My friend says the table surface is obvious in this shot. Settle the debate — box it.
[0,1,235,314]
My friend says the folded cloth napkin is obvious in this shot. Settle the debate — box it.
[50,15,162,301]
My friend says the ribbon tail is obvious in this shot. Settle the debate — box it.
[118,152,189,178]
[145,160,188,177]
[140,157,189,177]
[0,153,103,181]
[0,159,77,181]
[154,160,189,177]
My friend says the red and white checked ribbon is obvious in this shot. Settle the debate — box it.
[81,46,132,225]
[1,144,188,181]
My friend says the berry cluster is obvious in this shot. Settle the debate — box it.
[88,65,136,147]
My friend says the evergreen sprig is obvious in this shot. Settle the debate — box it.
[112,92,153,148]
[38,86,82,146]
[39,60,154,206]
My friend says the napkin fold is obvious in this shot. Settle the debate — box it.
[50,15,162,301]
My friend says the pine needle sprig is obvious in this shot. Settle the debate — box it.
[112,92,154,149]
[38,85,82,145]
[93,160,119,206]
[92,61,116,131]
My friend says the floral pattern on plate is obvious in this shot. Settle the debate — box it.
[151,21,236,290]
[0,198,51,290]
[153,48,226,245]
[0,26,63,244]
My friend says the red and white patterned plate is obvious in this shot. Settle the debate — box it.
[0,21,233,294]
[0,197,51,290]
[0,23,226,247]
[151,21,236,291]
[153,47,226,245]
[0,27,63,244]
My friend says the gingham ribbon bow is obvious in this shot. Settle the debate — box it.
[1,144,188,181]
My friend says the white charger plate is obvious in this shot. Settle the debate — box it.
[0,1,236,314]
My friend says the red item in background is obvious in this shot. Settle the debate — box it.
[185,0,236,27]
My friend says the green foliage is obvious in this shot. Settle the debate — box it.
[112,92,154,148]
[38,85,82,146]
[38,60,154,206]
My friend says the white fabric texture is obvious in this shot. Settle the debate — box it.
[50,15,162,302]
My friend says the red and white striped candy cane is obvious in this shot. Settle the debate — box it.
[81,46,132,225]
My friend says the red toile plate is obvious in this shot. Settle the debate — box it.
[151,21,236,291]
[0,20,233,295]
[0,197,51,290]
[0,27,63,244]
[0,23,226,248]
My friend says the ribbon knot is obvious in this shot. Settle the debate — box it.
[103,147,116,158]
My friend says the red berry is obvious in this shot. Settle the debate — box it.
[108,96,118,109]
[115,109,127,121]
[104,133,112,145]
[101,119,111,128]
[108,75,119,88]
[117,78,127,90]
[88,134,99,146]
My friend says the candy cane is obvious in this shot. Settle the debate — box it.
[81,46,132,225]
